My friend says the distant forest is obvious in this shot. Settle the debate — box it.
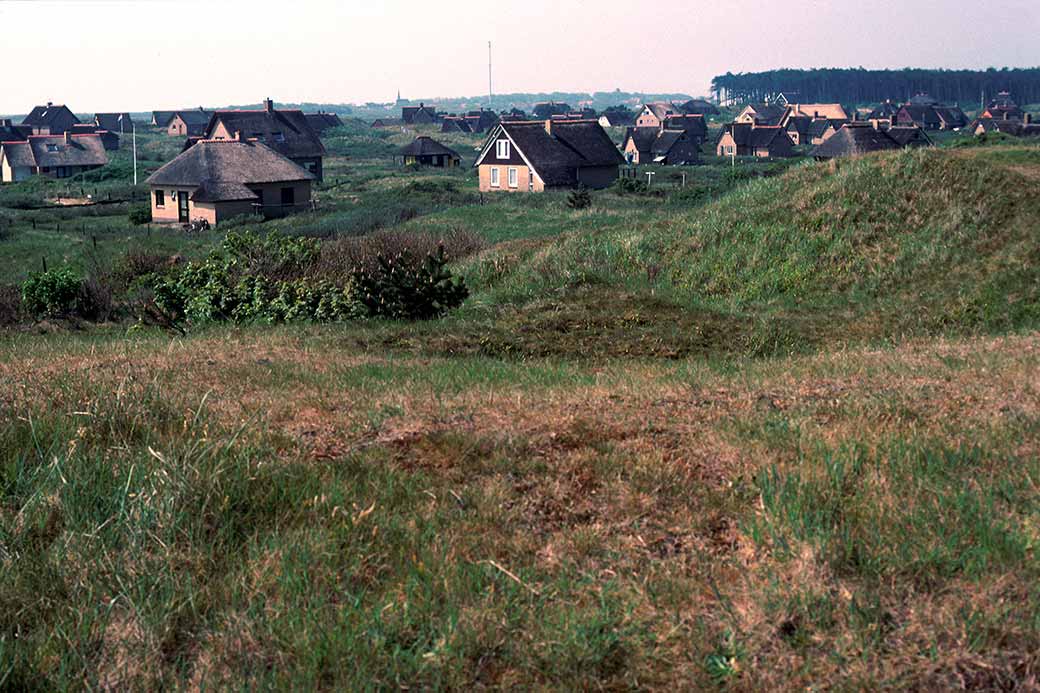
[710,68,1040,107]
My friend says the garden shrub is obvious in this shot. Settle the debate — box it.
[21,269,82,319]
[128,205,152,226]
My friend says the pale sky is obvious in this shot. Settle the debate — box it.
[1,0,1037,113]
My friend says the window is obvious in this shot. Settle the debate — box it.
[495,140,510,159]
[155,190,165,208]
[280,187,295,206]
[508,167,518,188]
[272,131,285,143]
[490,167,500,187]
[46,144,59,152]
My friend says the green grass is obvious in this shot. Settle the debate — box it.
[2,130,1040,688]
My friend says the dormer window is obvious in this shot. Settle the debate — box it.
[272,131,285,143]
[496,140,510,159]
[46,144,59,152]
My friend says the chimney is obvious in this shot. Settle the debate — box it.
[64,130,72,145]
[544,119,553,135]
[1004,111,1009,121]
[264,97,273,112]
[47,101,53,107]
[814,110,819,120]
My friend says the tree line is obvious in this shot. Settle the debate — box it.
[710,68,1040,107]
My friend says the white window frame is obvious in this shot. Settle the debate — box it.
[496,140,510,159]
[490,167,500,188]
[508,167,518,188]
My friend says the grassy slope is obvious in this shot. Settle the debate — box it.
[1,143,1040,688]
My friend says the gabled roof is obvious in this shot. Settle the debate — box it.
[303,112,343,133]
[740,103,786,125]
[623,127,659,153]
[679,99,719,116]
[748,126,787,148]
[808,119,845,138]
[643,102,679,120]
[810,124,903,159]
[22,104,79,128]
[146,139,314,202]
[441,117,473,133]
[532,102,572,118]
[600,110,635,127]
[1,134,108,168]
[205,108,325,159]
[933,106,967,128]
[908,93,939,106]
[478,120,623,187]
[0,120,32,142]
[885,126,932,147]
[95,113,133,131]
[399,136,460,159]
[401,104,439,124]
[173,109,212,126]
[663,114,707,137]
[899,105,941,125]
[785,103,848,121]
[152,111,177,126]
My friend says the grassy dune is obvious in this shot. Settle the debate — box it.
[2,142,1039,688]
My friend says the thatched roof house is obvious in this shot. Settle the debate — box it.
[1,132,108,183]
[810,123,930,160]
[304,112,343,134]
[397,136,461,167]
[145,138,315,225]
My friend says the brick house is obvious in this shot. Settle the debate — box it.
[474,119,624,193]
[21,103,80,135]
[145,137,315,226]
[167,109,213,137]
[198,99,326,181]
[716,123,795,158]
[1,132,108,183]
[634,102,680,129]
[735,103,786,126]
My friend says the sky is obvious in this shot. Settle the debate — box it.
[1,0,1037,113]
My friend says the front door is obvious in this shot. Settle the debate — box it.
[177,191,189,223]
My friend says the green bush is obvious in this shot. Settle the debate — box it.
[567,187,592,210]
[21,269,82,318]
[128,205,151,226]
[352,245,469,320]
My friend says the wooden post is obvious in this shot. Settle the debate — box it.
[92,235,97,249]
[42,257,47,272]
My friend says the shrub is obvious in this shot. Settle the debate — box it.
[567,187,592,210]
[352,245,469,320]
[128,205,151,226]
[21,269,82,319]
[614,177,651,195]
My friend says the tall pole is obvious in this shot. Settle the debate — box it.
[488,41,493,108]
[132,122,138,186]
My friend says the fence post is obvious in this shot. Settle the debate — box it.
[42,257,47,272]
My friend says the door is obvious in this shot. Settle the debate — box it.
[177,191,189,223]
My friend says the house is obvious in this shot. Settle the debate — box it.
[151,111,177,127]
[167,109,213,137]
[634,102,680,129]
[304,112,343,134]
[895,101,967,131]
[598,107,635,128]
[145,137,315,225]
[679,99,720,116]
[1,133,108,183]
[622,128,699,165]
[21,103,80,135]
[441,117,473,133]
[371,118,404,128]
[401,103,440,125]
[981,92,1023,120]
[397,136,461,167]
[968,114,1040,138]
[716,123,794,158]
[198,99,326,181]
[532,102,572,119]
[464,109,499,133]
[0,119,32,142]
[70,124,119,150]
[735,103,786,126]
[662,114,708,140]
[500,108,528,122]
[810,122,930,160]
[806,118,845,145]
[474,119,624,192]
[95,113,134,134]
[869,100,901,121]
[780,104,849,126]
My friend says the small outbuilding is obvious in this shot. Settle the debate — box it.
[397,136,462,167]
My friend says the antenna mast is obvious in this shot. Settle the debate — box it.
[488,41,493,107]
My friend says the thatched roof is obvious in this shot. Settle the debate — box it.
[205,108,325,159]
[481,120,623,187]
[399,136,460,159]
[304,112,343,133]
[810,124,903,159]
[146,139,314,202]
[1,134,108,168]
[22,104,79,129]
